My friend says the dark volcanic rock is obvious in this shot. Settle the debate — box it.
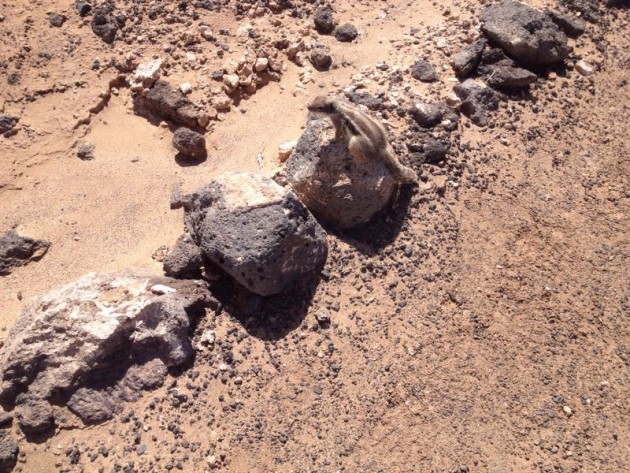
[0,432,18,473]
[480,0,570,66]
[67,388,118,425]
[184,172,328,296]
[485,65,537,89]
[313,6,336,34]
[15,398,54,436]
[451,39,486,77]
[408,134,449,164]
[91,10,118,44]
[411,60,438,82]
[0,231,50,276]
[346,91,385,111]
[335,23,358,42]
[547,10,586,37]
[163,233,204,278]
[477,47,537,89]
[118,359,167,395]
[0,412,11,429]
[0,115,18,135]
[173,128,207,160]
[77,142,95,160]
[284,118,398,229]
[48,13,66,27]
[75,1,92,17]
[453,79,500,126]
[136,80,200,128]
[310,45,332,71]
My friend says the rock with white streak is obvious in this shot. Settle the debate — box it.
[129,58,163,91]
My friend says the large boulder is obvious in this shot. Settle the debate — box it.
[284,118,398,229]
[0,273,211,425]
[183,173,328,296]
[480,1,570,66]
[0,231,50,276]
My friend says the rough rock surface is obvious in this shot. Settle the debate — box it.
[67,359,167,424]
[183,173,328,296]
[485,65,537,88]
[0,273,211,424]
[335,23,358,42]
[172,127,207,160]
[0,231,50,276]
[453,79,500,126]
[91,10,118,44]
[284,118,398,229]
[163,233,204,278]
[135,80,200,128]
[0,115,18,136]
[129,58,163,91]
[480,0,570,66]
[15,398,54,436]
[77,142,95,160]
[48,12,66,27]
[547,10,586,37]
[411,59,438,82]
[0,433,18,473]
[410,102,459,128]
[310,45,332,71]
[451,39,486,77]
[313,6,336,34]
[477,47,537,89]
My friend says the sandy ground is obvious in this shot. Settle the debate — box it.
[0,0,629,472]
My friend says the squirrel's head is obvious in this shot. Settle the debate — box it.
[307,96,336,115]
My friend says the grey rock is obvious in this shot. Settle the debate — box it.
[344,92,385,111]
[0,273,211,411]
[285,118,397,229]
[91,10,118,44]
[118,358,167,394]
[310,45,332,71]
[67,359,167,424]
[163,233,203,278]
[75,1,92,17]
[136,80,200,128]
[48,13,66,27]
[547,10,586,37]
[453,79,499,126]
[0,412,11,429]
[410,102,447,128]
[485,65,537,89]
[67,388,118,425]
[173,128,207,160]
[451,39,486,77]
[0,432,18,473]
[77,142,95,160]
[313,6,336,34]
[0,231,50,276]
[477,47,537,89]
[15,398,54,435]
[0,115,18,135]
[184,173,328,296]
[480,0,570,65]
[423,138,448,164]
[335,23,358,42]
[411,60,438,82]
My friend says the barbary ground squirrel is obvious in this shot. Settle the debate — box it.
[307,96,418,184]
